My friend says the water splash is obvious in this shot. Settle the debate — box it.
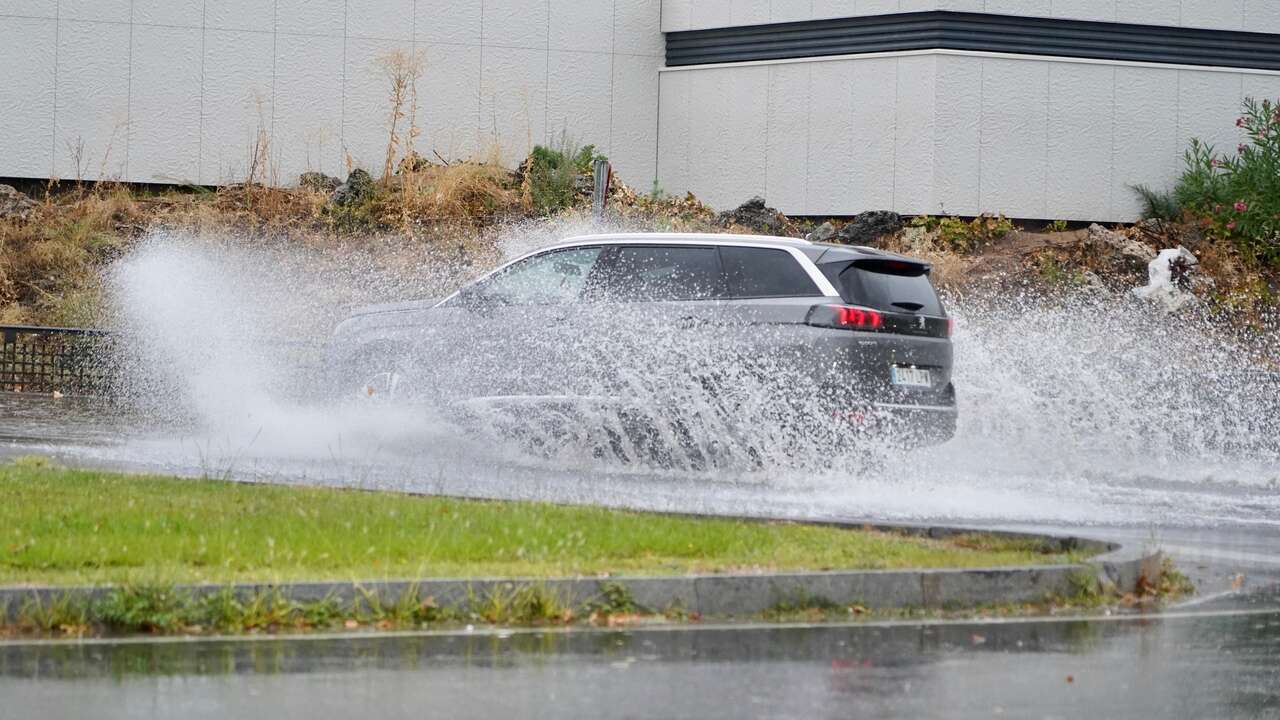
[86,227,1280,528]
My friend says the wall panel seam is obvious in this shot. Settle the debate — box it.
[271,0,279,162]
[890,57,898,209]
[125,0,134,179]
[1042,63,1049,219]
[51,1,60,177]
[341,0,349,171]
[976,60,984,213]
[544,0,550,146]
[1107,65,1116,220]
[197,0,207,184]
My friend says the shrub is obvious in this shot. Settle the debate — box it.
[1171,97,1280,265]
[910,213,1014,253]
[524,135,606,215]
[1130,184,1182,222]
[98,584,193,633]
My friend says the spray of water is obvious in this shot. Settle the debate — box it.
[92,225,1280,528]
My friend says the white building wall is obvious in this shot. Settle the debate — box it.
[0,1,663,187]
[662,0,1280,33]
[659,52,1280,221]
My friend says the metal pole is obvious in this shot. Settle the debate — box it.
[592,158,612,219]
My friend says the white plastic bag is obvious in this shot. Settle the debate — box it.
[1132,247,1199,310]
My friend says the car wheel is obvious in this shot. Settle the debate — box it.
[347,345,417,404]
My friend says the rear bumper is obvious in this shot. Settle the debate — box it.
[832,400,957,447]
[873,402,957,445]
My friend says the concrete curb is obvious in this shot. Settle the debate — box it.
[0,525,1163,622]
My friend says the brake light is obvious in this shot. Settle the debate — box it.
[836,306,883,329]
[807,304,884,331]
[947,318,954,337]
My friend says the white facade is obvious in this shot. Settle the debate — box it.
[658,52,1280,220]
[657,0,1280,221]
[1,1,1277,222]
[0,1,663,187]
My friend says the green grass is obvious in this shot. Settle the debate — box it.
[0,460,1086,587]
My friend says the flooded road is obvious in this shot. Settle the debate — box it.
[3,366,1279,718]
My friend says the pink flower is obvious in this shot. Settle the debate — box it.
[1235,201,1249,212]
[1239,144,1248,154]
[1237,117,1246,128]
[1227,221,1237,231]
[1211,158,1219,167]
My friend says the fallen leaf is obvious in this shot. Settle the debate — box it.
[344,619,359,629]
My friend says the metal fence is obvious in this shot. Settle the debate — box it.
[0,325,112,395]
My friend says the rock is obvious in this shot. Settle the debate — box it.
[806,222,837,243]
[0,184,37,220]
[331,169,375,207]
[1077,270,1109,295]
[836,211,903,246]
[716,196,787,235]
[299,171,341,193]
[1087,223,1155,272]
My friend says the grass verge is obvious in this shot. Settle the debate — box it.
[0,460,1100,637]
[0,459,1084,586]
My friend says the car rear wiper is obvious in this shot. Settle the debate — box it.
[890,301,925,312]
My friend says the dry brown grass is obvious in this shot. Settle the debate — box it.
[383,153,522,229]
[607,182,717,230]
[0,185,143,325]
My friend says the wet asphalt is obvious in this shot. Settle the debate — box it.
[3,596,1278,720]
[1,394,1278,718]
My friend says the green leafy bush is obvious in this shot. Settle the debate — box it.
[526,136,606,214]
[1170,97,1280,265]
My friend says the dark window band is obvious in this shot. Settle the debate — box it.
[666,11,1280,71]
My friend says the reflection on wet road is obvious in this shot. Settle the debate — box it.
[4,595,1279,720]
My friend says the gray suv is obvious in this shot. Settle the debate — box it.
[331,233,955,464]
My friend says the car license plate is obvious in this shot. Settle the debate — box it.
[891,366,932,387]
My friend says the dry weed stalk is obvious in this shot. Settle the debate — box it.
[380,48,425,182]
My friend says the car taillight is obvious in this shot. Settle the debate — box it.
[807,304,884,331]
[946,317,954,337]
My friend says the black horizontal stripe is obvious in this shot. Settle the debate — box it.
[666,11,1280,70]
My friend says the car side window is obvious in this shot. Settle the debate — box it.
[720,247,822,298]
[467,247,603,305]
[589,246,724,302]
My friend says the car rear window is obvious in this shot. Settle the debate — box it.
[720,247,822,298]
[834,261,943,316]
[593,246,723,301]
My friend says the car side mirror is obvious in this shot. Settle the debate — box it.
[455,284,488,308]
[456,283,509,314]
